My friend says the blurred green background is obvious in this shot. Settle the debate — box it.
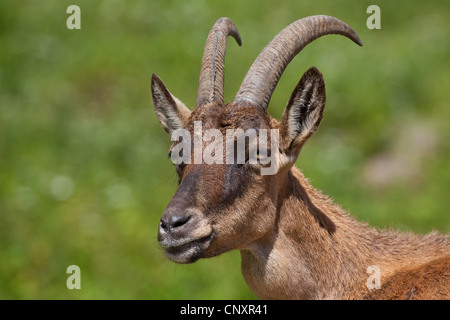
[0,0,449,299]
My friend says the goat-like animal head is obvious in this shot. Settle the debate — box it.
[151,16,362,263]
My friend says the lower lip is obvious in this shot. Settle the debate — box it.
[163,234,212,262]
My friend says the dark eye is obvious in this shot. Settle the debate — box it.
[175,163,186,175]
[168,150,186,178]
[245,149,271,165]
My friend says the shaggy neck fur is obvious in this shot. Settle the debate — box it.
[240,167,450,300]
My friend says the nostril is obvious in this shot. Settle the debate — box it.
[160,214,191,232]
[160,219,168,231]
[172,215,190,229]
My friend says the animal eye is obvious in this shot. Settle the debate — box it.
[168,149,187,178]
[175,162,186,175]
[245,149,271,165]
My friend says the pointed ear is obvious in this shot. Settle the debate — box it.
[281,66,326,153]
[151,74,191,136]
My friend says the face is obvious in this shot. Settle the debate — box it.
[157,103,280,263]
[152,65,326,264]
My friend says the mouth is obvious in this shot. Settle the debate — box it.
[160,232,213,264]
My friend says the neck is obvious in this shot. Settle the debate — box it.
[240,168,449,300]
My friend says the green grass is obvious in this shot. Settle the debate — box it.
[0,0,449,299]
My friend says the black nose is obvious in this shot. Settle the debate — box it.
[160,213,191,232]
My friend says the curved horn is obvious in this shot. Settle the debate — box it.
[197,17,242,107]
[234,15,362,109]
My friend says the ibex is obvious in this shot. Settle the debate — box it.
[151,16,450,300]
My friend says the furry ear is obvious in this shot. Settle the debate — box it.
[151,74,191,135]
[281,66,326,153]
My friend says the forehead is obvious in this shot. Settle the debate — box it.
[185,102,272,132]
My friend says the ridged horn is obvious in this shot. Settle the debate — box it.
[196,17,242,107]
[234,15,362,109]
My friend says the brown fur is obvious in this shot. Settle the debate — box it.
[363,255,450,300]
[240,166,450,299]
